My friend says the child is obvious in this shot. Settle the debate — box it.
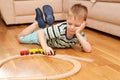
[18,4,92,55]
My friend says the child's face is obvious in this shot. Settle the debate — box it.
[67,17,84,36]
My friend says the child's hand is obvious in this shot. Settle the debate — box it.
[43,46,55,56]
[75,21,87,34]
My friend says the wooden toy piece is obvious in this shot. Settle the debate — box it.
[20,48,44,56]
[20,50,29,56]
[38,49,44,54]
[29,48,44,54]
[0,53,94,79]
[29,49,37,54]
[0,54,81,79]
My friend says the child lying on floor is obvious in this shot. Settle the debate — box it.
[18,4,92,55]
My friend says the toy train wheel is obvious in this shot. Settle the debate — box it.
[30,52,33,54]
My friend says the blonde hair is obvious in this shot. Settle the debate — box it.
[67,3,88,21]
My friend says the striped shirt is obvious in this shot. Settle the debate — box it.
[44,22,86,48]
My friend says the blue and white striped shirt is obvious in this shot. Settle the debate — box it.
[44,22,86,48]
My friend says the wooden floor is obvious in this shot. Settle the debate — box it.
[0,19,120,80]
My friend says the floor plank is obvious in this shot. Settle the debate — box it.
[0,19,120,80]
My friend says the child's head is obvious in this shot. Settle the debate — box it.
[66,4,88,36]
[67,3,88,21]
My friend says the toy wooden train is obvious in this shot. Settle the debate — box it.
[20,48,44,56]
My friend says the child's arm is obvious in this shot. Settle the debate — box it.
[38,29,55,55]
[75,22,92,52]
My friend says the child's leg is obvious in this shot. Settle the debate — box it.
[43,5,55,26]
[18,21,39,37]
[17,21,40,42]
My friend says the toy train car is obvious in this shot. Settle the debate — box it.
[20,48,44,56]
